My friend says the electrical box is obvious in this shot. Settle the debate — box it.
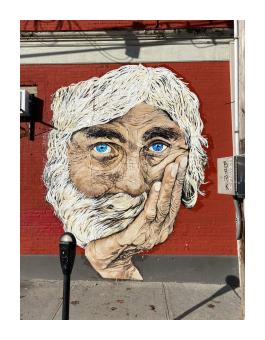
[217,155,245,198]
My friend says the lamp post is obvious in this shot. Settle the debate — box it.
[59,232,76,320]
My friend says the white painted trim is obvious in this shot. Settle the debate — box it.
[20,30,233,64]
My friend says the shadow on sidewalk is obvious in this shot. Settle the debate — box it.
[174,275,240,320]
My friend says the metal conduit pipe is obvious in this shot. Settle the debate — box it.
[234,197,243,240]
[233,20,240,156]
[233,20,243,240]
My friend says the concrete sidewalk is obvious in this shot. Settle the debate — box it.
[20,279,242,320]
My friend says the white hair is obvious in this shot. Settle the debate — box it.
[43,64,207,247]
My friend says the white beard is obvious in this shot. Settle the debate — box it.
[52,180,147,248]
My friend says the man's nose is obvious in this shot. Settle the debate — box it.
[115,156,146,197]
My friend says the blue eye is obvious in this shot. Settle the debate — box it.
[149,143,167,152]
[94,143,111,154]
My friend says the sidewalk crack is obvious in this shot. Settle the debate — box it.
[162,283,170,320]
[51,300,63,320]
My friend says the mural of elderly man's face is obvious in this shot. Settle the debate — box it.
[44,65,207,281]
[68,103,188,199]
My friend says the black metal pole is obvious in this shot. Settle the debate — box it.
[59,232,76,321]
[29,94,35,141]
[62,274,71,320]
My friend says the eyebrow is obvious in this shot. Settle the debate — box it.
[79,127,126,143]
[142,127,181,142]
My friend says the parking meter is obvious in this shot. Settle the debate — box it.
[59,232,76,320]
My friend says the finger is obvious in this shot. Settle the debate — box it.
[169,156,188,219]
[157,219,175,245]
[158,229,169,244]
[158,155,188,238]
[155,162,179,224]
[143,181,161,221]
[148,148,188,179]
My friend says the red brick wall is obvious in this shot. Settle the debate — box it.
[20,20,233,31]
[20,62,236,256]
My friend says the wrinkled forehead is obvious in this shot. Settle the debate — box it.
[114,102,173,125]
[110,103,184,137]
[71,102,184,141]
